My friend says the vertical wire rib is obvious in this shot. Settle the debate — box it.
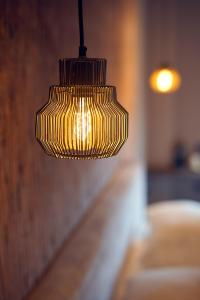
[36,86,128,159]
[59,58,107,85]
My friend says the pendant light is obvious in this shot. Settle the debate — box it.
[36,0,128,159]
[149,1,181,94]
[150,64,181,94]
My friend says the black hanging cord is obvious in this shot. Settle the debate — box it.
[78,0,87,57]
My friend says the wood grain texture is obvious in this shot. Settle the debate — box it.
[0,1,123,299]
[0,0,142,299]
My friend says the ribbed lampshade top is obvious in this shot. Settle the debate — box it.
[59,58,107,85]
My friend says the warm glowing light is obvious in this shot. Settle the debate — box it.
[74,97,92,143]
[36,85,128,159]
[149,66,181,94]
[156,70,173,92]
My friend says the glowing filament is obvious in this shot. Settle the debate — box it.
[74,97,92,143]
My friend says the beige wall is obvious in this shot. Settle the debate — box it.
[0,1,145,300]
[145,0,200,169]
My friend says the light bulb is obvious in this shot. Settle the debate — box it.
[74,97,92,144]
[149,66,181,94]
[156,70,173,92]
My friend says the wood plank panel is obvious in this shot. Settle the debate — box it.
[27,166,143,300]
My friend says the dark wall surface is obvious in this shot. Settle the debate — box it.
[145,0,200,169]
[0,1,132,299]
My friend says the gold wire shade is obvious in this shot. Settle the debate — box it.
[36,85,128,159]
[36,57,128,159]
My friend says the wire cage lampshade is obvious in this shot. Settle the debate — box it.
[35,1,128,159]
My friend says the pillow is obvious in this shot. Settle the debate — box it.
[149,200,200,226]
[124,268,200,300]
[142,201,200,268]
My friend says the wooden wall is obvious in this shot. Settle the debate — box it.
[0,1,144,300]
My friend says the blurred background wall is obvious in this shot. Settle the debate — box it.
[0,1,146,300]
[146,0,200,170]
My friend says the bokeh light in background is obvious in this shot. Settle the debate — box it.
[149,66,181,94]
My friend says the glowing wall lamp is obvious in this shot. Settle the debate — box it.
[35,0,128,159]
[149,65,181,94]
